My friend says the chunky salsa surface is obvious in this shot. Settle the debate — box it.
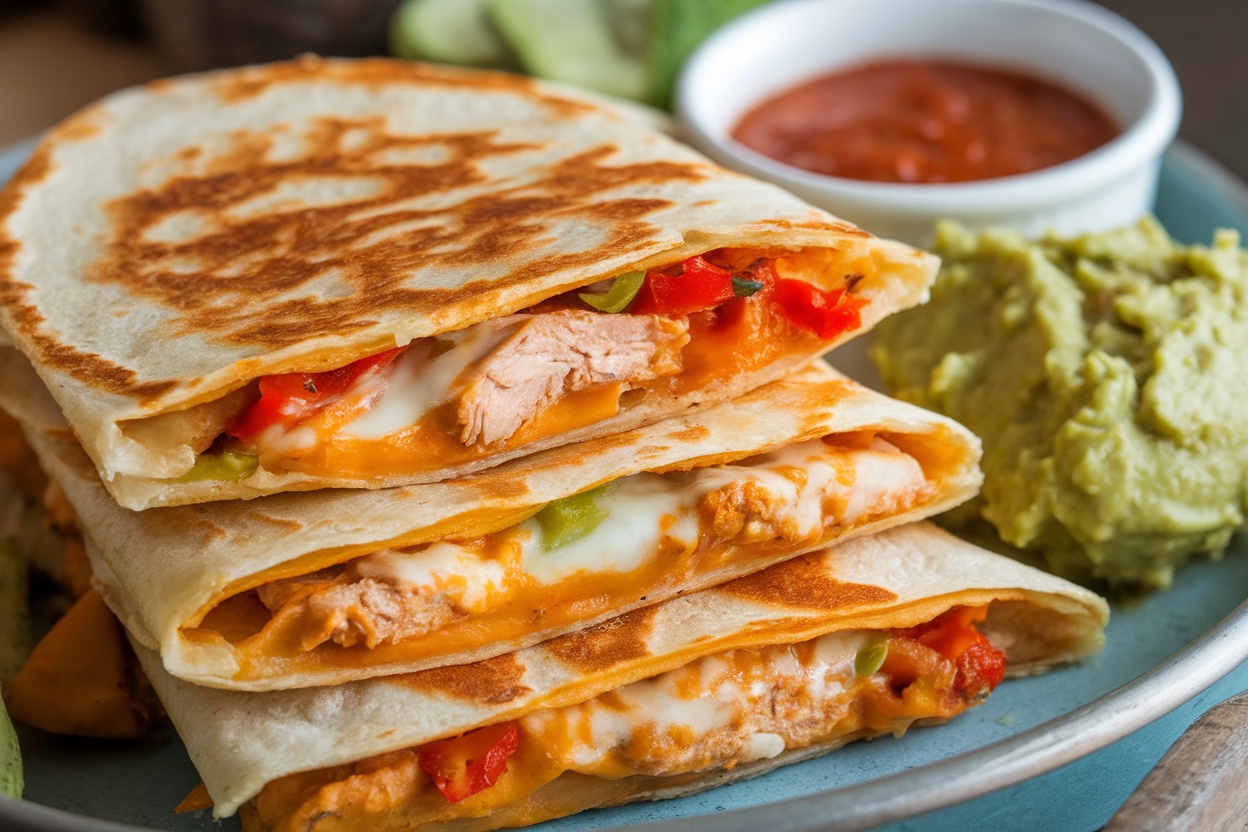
[732,59,1118,184]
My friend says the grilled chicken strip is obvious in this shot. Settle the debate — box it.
[457,310,690,446]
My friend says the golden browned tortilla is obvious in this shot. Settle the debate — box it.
[6,351,983,691]
[134,522,1108,828]
[0,57,936,509]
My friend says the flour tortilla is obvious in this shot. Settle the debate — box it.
[6,350,982,691]
[133,521,1108,821]
[0,56,937,509]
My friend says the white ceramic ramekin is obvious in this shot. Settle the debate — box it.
[675,0,1182,245]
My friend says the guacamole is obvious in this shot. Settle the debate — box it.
[871,218,1248,588]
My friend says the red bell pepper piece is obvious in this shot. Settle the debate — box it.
[418,721,521,803]
[624,254,867,343]
[955,639,1007,699]
[627,255,738,316]
[227,346,408,442]
[895,606,1006,699]
[769,278,869,339]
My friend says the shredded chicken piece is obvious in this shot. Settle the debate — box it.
[544,636,963,779]
[457,309,689,446]
[612,657,862,776]
[699,479,802,544]
[257,571,459,651]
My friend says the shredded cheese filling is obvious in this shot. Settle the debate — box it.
[357,435,924,601]
[259,317,521,460]
[247,611,1001,832]
[218,249,863,481]
[211,434,934,673]
[520,630,874,777]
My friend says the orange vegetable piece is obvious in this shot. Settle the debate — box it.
[4,589,150,738]
[176,782,214,813]
[893,605,1007,699]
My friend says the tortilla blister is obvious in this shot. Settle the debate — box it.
[131,521,1107,822]
[0,56,937,509]
[2,347,983,690]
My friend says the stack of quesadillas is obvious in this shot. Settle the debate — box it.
[0,57,1107,832]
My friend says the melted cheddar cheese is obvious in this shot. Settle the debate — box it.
[188,434,938,682]
[245,608,1004,832]
[224,247,855,481]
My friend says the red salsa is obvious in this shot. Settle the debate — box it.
[731,59,1119,184]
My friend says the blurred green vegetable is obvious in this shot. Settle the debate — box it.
[0,536,25,800]
[647,0,772,108]
[490,0,649,101]
[177,449,260,483]
[390,0,773,108]
[390,0,516,67]
[0,696,20,799]
[579,270,646,312]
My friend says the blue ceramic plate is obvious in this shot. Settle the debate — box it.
[2,139,1247,832]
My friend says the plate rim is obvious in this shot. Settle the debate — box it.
[1,137,1246,832]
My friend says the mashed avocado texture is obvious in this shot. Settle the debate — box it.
[871,218,1248,588]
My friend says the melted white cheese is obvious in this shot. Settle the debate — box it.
[344,317,523,440]
[355,541,508,612]
[705,437,928,532]
[688,438,846,535]
[611,668,735,735]
[353,437,928,601]
[520,473,701,585]
[524,630,872,772]
[258,423,319,458]
[840,438,927,523]
[742,732,786,762]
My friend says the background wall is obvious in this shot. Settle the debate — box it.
[0,1,1245,182]
[1093,0,1248,183]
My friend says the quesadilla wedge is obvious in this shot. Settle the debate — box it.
[136,522,1108,829]
[5,350,982,691]
[0,56,937,510]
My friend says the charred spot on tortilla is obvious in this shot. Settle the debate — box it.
[0,58,941,508]
[396,653,530,705]
[0,231,174,399]
[666,425,711,443]
[0,140,54,226]
[794,219,873,239]
[48,337,177,402]
[544,605,659,672]
[447,474,532,501]
[183,516,230,543]
[721,553,898,610]
[82,127,703,356]
[781,375,855,410]
[238,510,306,535]
[626,444,673,464]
